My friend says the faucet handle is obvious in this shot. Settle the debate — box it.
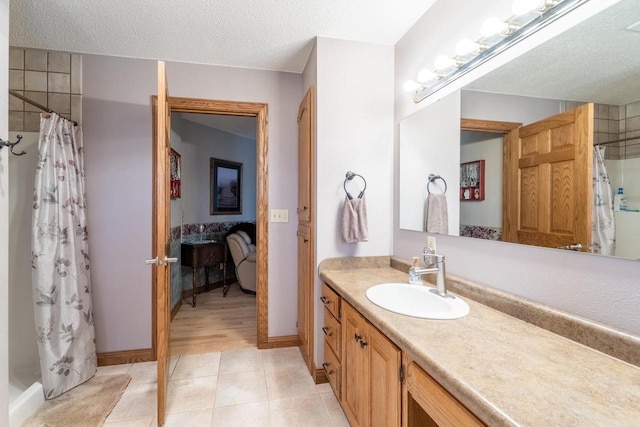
[423,246,436,267]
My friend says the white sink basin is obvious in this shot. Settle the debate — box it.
[365,283,469,320]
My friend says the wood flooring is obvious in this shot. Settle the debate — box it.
[170,284,257,356]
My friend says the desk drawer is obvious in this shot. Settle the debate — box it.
[323,340,342,401]
[323,307,341,358]
[321,283,341,320]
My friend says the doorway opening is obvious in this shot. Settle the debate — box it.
[153,96,269,359]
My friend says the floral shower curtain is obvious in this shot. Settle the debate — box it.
[32,113,96,399]
[591,145,615,255]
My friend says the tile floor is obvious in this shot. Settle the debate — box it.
[100,347,349,427]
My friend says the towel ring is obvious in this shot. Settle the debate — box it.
[344,171,367,199]
[427,174,447,194]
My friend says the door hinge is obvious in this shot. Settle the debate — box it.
[399,365,405,384]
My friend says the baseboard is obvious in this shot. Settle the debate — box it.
[315,367,328,384]
[97,348,154,366]
[171,298,182,321]
[267,335,301,349]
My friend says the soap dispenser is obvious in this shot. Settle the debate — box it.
[409,257,422,284]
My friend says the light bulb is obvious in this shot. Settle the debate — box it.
[417,69,438,84]
[455,38,479,56]
[480,16,509,37]
[434,55,456,71]
[403,80,421,93]
[512,0,547,15]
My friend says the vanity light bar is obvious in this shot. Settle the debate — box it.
[408,0,589,103]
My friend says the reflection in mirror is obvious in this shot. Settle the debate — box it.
[399,0,640,261]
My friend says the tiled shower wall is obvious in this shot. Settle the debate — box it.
[9,48,82,131]
[593,101,640,160]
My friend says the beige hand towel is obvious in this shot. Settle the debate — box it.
[341,195,368,243]
[425,193,448,234]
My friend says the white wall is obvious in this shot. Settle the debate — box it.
[460,133,503,228]
[83,55,302,353]
[179,118,257,225]
[312,38,395,363]
[399,93,460,233]
[394,0,640,336]
[461,90,562,125]
[1,0,10,422]
[170,115,184,228]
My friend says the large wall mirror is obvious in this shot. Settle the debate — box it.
[399,0,640,261]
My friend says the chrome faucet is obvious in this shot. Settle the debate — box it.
[412,247,450,298]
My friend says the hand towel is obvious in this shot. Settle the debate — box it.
[425,193,448,234]
[341,195,368,243]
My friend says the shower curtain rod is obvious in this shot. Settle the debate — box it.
[9,90,78,126]
[595,136,638,146]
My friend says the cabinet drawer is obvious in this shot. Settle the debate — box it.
[323,307,342,358]
[323,340,342,401]
[321,283,341,320]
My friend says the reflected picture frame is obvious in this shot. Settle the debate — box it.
[210,158,242,215]
[170,148,181,199]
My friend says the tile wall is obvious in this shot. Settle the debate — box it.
[9,48,82,132]
[593,101,640,160]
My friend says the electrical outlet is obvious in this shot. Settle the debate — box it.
[427,236,437,254]
[270,209,289,223]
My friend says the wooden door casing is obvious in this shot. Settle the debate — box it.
[508,103,593,250]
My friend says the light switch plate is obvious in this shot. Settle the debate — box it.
[270,209,289,223]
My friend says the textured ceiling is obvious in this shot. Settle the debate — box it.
[466,0,640,106]
[9,0,437,73]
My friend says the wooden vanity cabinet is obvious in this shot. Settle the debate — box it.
[402,356,485,427]
[342,301,401,427]
[321,283,342,399]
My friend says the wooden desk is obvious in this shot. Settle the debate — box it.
[181,241,224,307]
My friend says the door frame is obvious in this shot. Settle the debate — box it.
[152,96,269,354]
[460,118,521,241]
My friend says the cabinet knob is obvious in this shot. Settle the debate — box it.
[322,326,332,336]
[354,333,362,342]
[320,296,329,304]
[359,340,368,349]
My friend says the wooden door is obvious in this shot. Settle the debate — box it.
[506,103,593,250]
[297,87,314,224]
[369,327,401,427]
[297,224,312,369]
[153,61,171,426]
[342,303,369,427]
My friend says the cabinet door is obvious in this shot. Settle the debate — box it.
[369,328,401,427]
[297,224,313,372]
[342,303,369,427]
[403,360,485,427]
[297,87,314,224]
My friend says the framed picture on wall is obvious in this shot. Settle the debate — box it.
[460,159,485,201]
[170,148,181,199]
[210,158,242,215]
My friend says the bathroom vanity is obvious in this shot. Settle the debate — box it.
[319,257,640,426]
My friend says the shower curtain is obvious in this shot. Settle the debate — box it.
[591,145,615,255]
[32,113,96,399]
